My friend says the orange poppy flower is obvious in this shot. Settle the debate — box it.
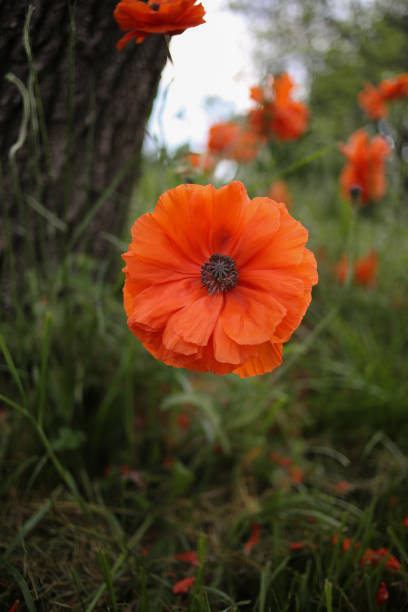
[207,122,261,163]
[380,73,408,100]
[376,582,389,610]
[175,550,199,566]
[290,541,306,550]
[122,181,317,377]
[361,547,401,572]
[207,122,240,156]
[359,74,408,119]
[243,522,260,555]
[355,251,378,287]
[339,129,391,204]
[249,73,309,141]
[172,576,195,594]
[358,83,387,119]
[230,128,262,163]
[114,0,205,49]
[268,180,292,208]
[334,251,378,287]
[187,152,216,173]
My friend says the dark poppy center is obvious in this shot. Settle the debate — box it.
[201,254,238,295]
[150,3,160,11]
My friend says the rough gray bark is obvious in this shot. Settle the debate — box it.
[0,0,168,259]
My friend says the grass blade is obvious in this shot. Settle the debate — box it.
[1,561,36,612]
[37,312,52,427]
[0,336,27,405]
[3,486,62,560]
[97,550,118,612]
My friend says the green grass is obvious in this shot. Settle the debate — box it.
[2,8,408,611]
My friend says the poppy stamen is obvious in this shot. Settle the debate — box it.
[201,254,238,295]
[150,3,160,11]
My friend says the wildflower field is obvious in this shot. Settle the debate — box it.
[1,1,408,610]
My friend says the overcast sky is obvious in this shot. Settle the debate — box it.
[145,0,256,152]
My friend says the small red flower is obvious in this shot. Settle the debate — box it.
[402,516,408,527]
[354,251,378,287]
[163,455,174,467]
[359,83,388,120]
[359,74,408,119]
[8,603,20,612]
[114,0,205,49]
[207,122,261,162]
[333,480,351,494]
[243,522,260,555]
[249,73,309,141]
[290,541,306,550]
[361,547,401,572]
[339,129,391,204]
[376,582,389,610]
[177,412,190,429]
[332,534,355,553]
[175,550,199,566]
[270,451,293,467]
[172,576,196,594]
[380,74,408,100]
[187,152,216,173]
[334,251,378,288]
[289,466,303,483]
[207,122,240,156]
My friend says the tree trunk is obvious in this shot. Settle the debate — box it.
[0,0,167,263]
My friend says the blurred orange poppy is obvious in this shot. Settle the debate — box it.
[268,180,292,208]
[381,73,408,100]
[334,251,378,287]
[114,0,205,49]
[172,576,195,594]
[361,547,401,572]
[355,251,378,287]
[339,129,391,204]
[207,122,240,156]
[122,181,317,377]
[230,128,262,163]
[376,582,389,610]
[175,550,199,566]
[207,122,261,163]
[249,73,309,141]
[359,74,408,119]
[290,541,306,550]
[243,522,260,555]
[187,152,216,173]
[358,83,387,120]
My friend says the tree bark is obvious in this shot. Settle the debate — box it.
[0,0,167,261]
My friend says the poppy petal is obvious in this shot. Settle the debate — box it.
[234,342,283,377]
[222,286,286,345]
[165,294,224,346]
